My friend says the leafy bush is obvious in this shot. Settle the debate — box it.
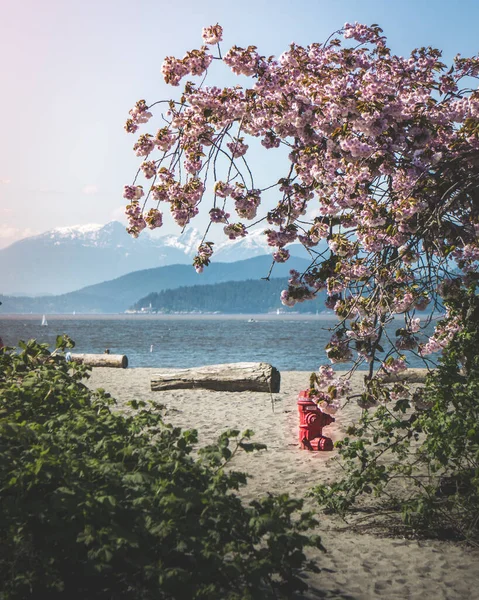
[312,291,479,542]
[0,337,323,599]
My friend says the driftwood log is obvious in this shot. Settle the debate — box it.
[70,354,128,369]
[151,362,280,393]
[379,368,429,383]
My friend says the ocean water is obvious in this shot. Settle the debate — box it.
[0,314,436,371]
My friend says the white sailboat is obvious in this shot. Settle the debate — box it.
[41,315,48,327]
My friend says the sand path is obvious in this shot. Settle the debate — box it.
[87,368,479,600]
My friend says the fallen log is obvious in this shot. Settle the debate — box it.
[379,368,429,383]
[151,362,280,393]
[70,354,128,369]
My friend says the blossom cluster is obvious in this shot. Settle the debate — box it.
[162,48,213,86]
[193,242,214,274]
[124,100,152,134]
[381,357,408,375]
[325,330,354,364]
[418,311,462,356]
[308,365,351,415]
[202,24,223,46]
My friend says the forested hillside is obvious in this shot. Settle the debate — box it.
[132,278,327,314]
[0,256,311,314]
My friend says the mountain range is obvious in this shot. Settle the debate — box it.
[0,221,316,296]
[0,255,312,314]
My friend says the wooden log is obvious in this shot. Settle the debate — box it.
[70,354,128,369]
[379,368,429,383]
[151,362,280,393]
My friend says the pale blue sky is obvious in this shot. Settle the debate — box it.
[1,0,478,247]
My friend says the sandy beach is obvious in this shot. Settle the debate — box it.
[87,367,479,600]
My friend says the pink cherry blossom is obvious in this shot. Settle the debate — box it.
[123,185,144,201]
[145,208,163,230]
[202,24,223,45]
[273,248,290,263]
[141,161,157,179]
[209,208,230,223]
[224,223,247,240]
[382,358,408,374]
[122,22,479,408]
[226,139,248,158]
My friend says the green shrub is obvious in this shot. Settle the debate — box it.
[312,291,479,542]
[0,337,323,599]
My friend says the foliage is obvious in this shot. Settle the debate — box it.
[123,22,479,397]
[132,277,326,313]
[0,337,323,599]
[312,289,479,542]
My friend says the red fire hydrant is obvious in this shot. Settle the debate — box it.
[298,390,335,451]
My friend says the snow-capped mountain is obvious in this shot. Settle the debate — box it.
[159,226,311,262]
[161,228,205,256]
[42,221,154,249]
[158,227,274,261]
[214,228,273,261]
[0,221,313,296]
[0,222,190,296]
[47,223,106,241]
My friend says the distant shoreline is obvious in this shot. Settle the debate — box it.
[0,312,434,321]
[0,313,338,321]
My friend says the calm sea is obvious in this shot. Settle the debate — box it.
[0,314,435,371]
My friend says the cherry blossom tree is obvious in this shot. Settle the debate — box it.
[122,23,479,409]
